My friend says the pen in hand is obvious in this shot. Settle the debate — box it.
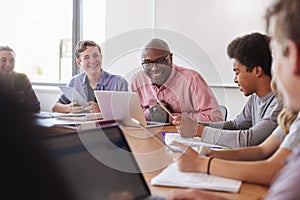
[171,141,210,157]
[156,99,176,119]
[171,141,214,158]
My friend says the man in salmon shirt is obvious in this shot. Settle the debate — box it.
[131,38,223,123]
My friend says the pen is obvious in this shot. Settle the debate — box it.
[156,99,176,119]
[208,146,230,150]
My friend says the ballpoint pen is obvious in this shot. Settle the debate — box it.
[156,99,176,119]
[208,146,230,150]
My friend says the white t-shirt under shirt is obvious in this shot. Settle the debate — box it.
[272,112,300,150]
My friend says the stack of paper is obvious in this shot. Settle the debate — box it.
[55,112,102,121]
[151,163,242,193]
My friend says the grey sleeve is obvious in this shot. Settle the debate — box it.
[201,101,282,148]
[201,118,278,148]
[280,113,300,150]
[200,120,243,130]
[200,96,254,130]
[272,126,286,142]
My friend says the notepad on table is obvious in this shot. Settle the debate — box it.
[161,132,229,152]
[151,162,241,193]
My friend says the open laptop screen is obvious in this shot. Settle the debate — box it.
[94,91,169,128]
[44,125,151,200]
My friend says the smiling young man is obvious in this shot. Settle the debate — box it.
[52,40,128,113]
[173,32,283,148]
[130,38,223,123]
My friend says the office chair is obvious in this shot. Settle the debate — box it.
[219,105,228,121]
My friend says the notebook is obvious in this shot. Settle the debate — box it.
[59,86,88,107]
[44,124,164,200]
[151,162,242,193]
[94,91,169,128]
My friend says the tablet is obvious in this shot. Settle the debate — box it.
[59,86,88,107]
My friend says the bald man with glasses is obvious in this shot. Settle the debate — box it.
[130,38,223,123]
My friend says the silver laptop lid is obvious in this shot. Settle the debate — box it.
[94,91,168,128]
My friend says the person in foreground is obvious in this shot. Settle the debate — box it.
[0,88,76,199]
[0,45,41,113]
[131,38,223,123]
[167,0,300,199]
[173,32,282,148]
[52,40,128,113]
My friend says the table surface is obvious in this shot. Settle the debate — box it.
[120,125,269,200]
[39,117,269,200]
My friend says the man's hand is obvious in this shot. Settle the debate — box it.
[149,103,169,122]
[68,101,84,113]
[85,101,101,113]
[172,115,199,138]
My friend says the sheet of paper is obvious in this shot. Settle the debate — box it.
[151,163,241,193]
[34,112,102,119]
[163,132,229,151]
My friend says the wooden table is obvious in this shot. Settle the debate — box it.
[41,119,269,200]
[120,125,269,200]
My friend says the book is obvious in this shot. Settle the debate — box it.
[151,162,242,193]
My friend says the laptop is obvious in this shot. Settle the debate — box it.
[44,124,165,200]
[59,86,88,107]
[94,91,169,128]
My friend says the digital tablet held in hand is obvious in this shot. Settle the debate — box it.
[59,86,88,107]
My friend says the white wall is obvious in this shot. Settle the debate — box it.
[34,86,61,113]
[210,86,248,120]
[154,0,273,86]
[103,0,273,87]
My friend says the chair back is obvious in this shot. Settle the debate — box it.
[219,105,228,121]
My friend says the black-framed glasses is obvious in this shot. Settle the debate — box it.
[141,53,171,70]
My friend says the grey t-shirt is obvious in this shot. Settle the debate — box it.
[201,92,282,148]
[273,112,300,150]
